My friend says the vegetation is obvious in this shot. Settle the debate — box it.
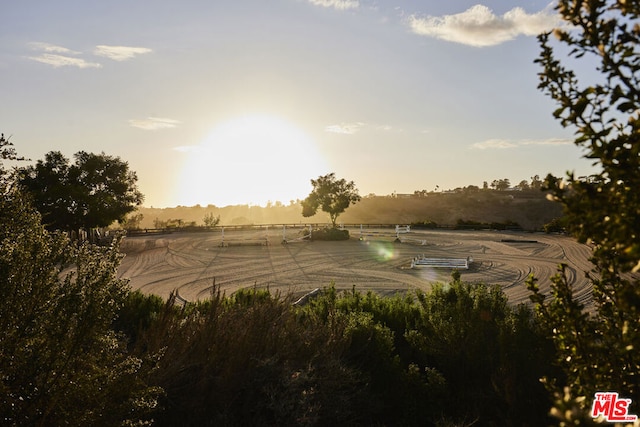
[302,173,361,228]
[203,211,221,228]
[0,133,27,168]
[134,187,560,231]
[0,186,159,426]
[530,0,640,421]
[18,150,143,231]
[112,279,552,426]
[453,219,521,231]
[309,226,350,241]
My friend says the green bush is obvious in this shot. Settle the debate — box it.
[134,287,365,426]
[0,188,160,426]
[310,227,350,241]
[542,217,566,233]
[299,282,554,425]
[410,220,438,229]
[114,290,165,344]
[454,219,522,230]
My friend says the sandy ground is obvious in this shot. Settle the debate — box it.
[117,227,594,306]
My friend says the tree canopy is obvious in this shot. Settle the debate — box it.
[19,151,143,230]
[301,173,360,228]
[529,0,640,420]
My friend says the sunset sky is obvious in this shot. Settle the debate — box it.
[1,1,598,208]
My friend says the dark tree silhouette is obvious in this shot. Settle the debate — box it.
[19,151,143,230]
[301,173,360,228]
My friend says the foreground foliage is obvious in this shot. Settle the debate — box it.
[0,188,159,426]
[533,0,640,421]
[123,281,553,426]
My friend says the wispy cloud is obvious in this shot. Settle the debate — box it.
[94,45,152,61]
[26,42,101,68]
[408,4,561,47]
[472,139,518,149]
[472,137,572,149]
[521,138,572,146]
[129,117,181,131]
[28,42,80,55]
[27,53,102,69]
[325,122,365,134]
[309,0,359,11]
[26,42,152,68]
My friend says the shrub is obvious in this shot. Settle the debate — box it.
[310,227,350,241]
[135,287,366,426]
[300,282,554,425]
[542,217,566,233]
[0,188,160,426]
[410,220,438,229]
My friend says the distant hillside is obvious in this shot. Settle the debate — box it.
[134,189,562,231]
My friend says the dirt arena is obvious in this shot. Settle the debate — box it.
[118,227,594,306]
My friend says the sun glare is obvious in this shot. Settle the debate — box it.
[176,115,328,207]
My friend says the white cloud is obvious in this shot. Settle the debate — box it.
[309,0,359,11]
[472,137,572,149]
[28,42,80,55]
[521,138,572,146]
[408,4,561,47]
[129,117,181,131]
[325,122,365,134]
[472,139,518,149]
[94,45,152,61]
[27,53,102,69]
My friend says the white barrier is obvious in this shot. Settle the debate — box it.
[359,224,411,241]
[293,288,321,306]
[411,255,472,269]
[282,225,312,244]
[219,226,270,247]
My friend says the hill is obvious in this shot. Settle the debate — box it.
[133,189,562,231]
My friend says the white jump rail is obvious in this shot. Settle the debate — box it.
[282,225,313,244]
[358,224,411,241]
[219,226,270,247]
[411,255,473,269]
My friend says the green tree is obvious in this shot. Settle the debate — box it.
[516,179,530,190]
[494,178,511,191]
[203,211,220,228]
[19,151,143,231]
[530,174,543,190]
[530,0,640,419]
[0,186,159,425]
[301,173,360,228]
[0,133,26,164]
[120,212,144,230]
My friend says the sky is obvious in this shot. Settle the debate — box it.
[1,0,598,208]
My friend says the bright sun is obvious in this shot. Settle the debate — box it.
[176,115,328,207]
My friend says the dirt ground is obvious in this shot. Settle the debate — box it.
[117,227,594,306]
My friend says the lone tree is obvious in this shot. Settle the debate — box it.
[19,151,143,231]
[301,173,360,228]
[529,0,640,419]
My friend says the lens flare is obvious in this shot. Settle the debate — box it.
[415,267,446,283]
[362,241,397,262]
